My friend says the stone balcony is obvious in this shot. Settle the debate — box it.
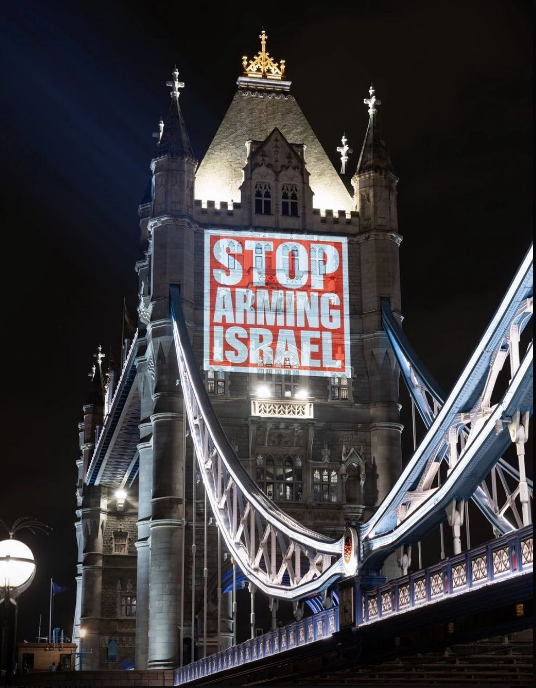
[250,398,314,419]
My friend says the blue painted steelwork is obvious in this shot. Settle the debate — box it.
[361,245,533,562]
[86,333,139,486]
[381,296,533,535]
[174,606,339,685]
[359,525,533,624]
[173,526,532,685]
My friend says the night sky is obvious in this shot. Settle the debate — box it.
[0,0,532,642]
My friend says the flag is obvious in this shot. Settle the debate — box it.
[52,582,68,595]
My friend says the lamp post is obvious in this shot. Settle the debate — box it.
[0,537,37,686]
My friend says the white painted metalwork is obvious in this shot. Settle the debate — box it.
[170,286,345,601]
[366,245,533,567]
[169,244,532,597]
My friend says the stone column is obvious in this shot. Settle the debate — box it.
[135,436,153,669]
[147,395,185,669]
[79,487,107,669]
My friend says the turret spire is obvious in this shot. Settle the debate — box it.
[355,84,395,176]
[86,345,105,406]
[155,67,194,159]
[337,133,353,175]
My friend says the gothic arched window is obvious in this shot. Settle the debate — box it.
[313,469,338,502]
[254,182,272,215]
[281,184,299,217]
[256,454,303,502]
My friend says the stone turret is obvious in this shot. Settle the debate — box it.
[74,345,108,670]
[352,87,403,579]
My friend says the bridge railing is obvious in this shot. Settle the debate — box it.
[359,525,533,624]
[174,607,339,685]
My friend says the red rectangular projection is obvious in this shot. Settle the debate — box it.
[204,230,351,377]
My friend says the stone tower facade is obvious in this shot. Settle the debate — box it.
[74,33,402,671]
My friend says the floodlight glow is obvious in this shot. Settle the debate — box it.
[115,489,127,510]
[79,628,87,639]
[0,539,36,589]
[256,385,271,398]
[295,389,309,399]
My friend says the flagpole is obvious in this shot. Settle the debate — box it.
[49,578,53,643]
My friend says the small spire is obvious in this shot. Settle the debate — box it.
[153,67,195,160]
[364,84,381,116]
[166,66,185,100]
[86,345,105,406]
[337,133,353,175]
[94,344,105,367]
[152,117,164,143]
[155,66,195,160]
[355,84,395,176]
[242,29,286,80]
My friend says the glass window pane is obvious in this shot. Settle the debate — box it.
[285,484,293,500]
[295,469,302,482]
[330,471,338,483]
[322,484,329,501]
[276,483,284,500]
[276,467,284,480]
[331,485,338,502]
[322,470,329,482]
[266,462,274,480]
[256,468,264,481]
[266,483,274,499]
[313,484,321,501]
[313,469,320,482]
[285,466,293,481]
[295,483,303,501]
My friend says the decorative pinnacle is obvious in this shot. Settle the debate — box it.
[152,117,164,142]
[364,84,381,116]
[166,66,185,100]
[242,29,286,80]
[337,133,353,175]
[93,344,105,366]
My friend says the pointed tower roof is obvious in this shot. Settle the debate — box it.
[355,85,395,176]
[154,67,195,160]
[195,31,353,212]
[85,345,105,406]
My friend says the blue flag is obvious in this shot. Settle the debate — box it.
[52,582,68,595]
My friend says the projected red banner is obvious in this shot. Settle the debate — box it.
[204,230,351,376]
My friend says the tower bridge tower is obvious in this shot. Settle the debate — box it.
[74,31,402,671]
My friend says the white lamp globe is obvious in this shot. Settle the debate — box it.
[0,538,36,590]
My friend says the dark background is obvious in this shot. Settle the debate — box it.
[0,0,532,642]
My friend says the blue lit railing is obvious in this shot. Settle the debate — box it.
[173,527,532,685]
[359,526,533,624]
[174,607,339,685]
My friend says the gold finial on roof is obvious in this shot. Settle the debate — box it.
[242,29,286,80]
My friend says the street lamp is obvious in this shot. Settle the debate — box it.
[0,535,37,685]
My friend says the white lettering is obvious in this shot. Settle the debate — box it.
[276,242,308,288]
[310,244,339,290]
[296,292,319,328]
[213,287,234,323]
[225,327,248,363]
[244,240,273,286]
[213,239,243,285]
[249,328,273,365]
[300,331,321,367]
[320,293,341,329]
